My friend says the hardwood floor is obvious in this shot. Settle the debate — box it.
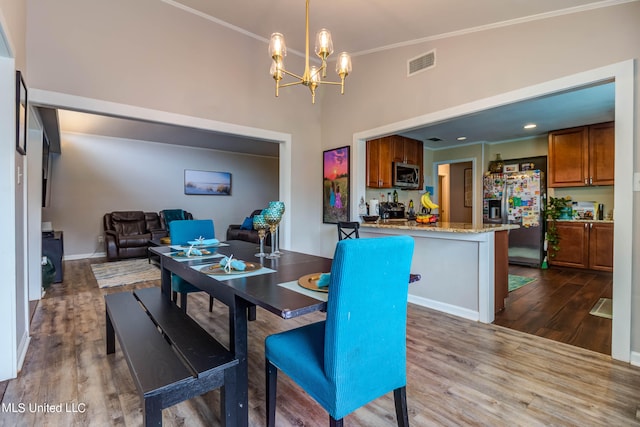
[2,258,639,426]
[495,265,613,355]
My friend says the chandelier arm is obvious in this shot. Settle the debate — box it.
[279,68,305,81]
[278,81,306,89]
[316,80,342,86]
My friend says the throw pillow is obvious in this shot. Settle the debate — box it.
[240,217,253,230]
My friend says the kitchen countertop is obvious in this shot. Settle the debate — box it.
[554,219,614,223]
[360,220,519,233]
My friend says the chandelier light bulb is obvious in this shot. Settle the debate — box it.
[336,52,352,77]
[270,59,283,80]
[269,33,286,60]
[315,28,334,59]
[309,66,321,83]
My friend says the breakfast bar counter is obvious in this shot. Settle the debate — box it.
[360,220,517,233]
[360,221,519,323]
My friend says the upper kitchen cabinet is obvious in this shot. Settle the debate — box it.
[589,122,615,185]
[392,135,423,166]
[367,135,423,189]
[366,137,393,188]
[548,122,614,187]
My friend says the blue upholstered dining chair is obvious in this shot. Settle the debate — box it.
[265,235,415,427]
[169,219,216,313]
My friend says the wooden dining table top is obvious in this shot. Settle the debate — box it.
[150,239,333,319]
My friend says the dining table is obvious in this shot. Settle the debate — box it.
[149,239,333,427]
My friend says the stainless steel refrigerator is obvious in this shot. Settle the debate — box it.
[483,170,546,267]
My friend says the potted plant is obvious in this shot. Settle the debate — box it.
[544,196,572,258]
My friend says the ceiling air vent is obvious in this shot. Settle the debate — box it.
[407,50,436,77]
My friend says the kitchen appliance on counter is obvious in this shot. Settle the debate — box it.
[379,202,405,219]
[483,169,546,267]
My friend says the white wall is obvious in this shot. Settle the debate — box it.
[0,55,18,381]
[0,0,25,382]
[44,133,278,258]
[26,114,43,301]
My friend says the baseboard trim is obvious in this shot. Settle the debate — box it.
[408,294,479,322]
[629,351,640,367]
[63,252,106,261]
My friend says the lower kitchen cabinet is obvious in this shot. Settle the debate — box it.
[549,221,613,272]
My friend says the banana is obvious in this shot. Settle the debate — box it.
[421,192,439,210]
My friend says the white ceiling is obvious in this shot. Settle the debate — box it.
[171,0,619,56]
[55,0,622,155]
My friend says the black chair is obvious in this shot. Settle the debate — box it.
[336,221,421,284]
[337,221,360,240]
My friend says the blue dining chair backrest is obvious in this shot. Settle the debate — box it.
[324,235,413,418]
[265,235,414,424]
[169,220,215,245]
[167,219,216,312]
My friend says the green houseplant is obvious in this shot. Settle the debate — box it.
[544,196,572,258]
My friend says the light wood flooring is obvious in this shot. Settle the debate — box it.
[2,258,639,426]
[495,265,613,355]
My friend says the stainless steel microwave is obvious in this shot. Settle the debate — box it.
[393,162,420,189]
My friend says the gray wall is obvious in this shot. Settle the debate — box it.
[44,132,278,258]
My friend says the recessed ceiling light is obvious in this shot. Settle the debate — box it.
[524,123,537,129]
[457,136,467,141]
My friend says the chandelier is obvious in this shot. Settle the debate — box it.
[269,0,352,104]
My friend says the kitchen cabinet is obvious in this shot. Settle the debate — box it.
[368,135,423,188]
[392,135,423,166]
[548,122,614,187]
[366,137,393,188]
[588,222,614,271]
[549,221,613,272]
[494,230,509,313]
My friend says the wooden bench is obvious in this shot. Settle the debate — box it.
[105,287,238,426]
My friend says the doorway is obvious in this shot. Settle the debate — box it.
[437,161,473,223]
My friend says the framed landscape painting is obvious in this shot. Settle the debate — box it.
[323,146,350,224]
[184,170,231,195]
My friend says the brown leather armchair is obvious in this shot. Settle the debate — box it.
[104,211,167,261]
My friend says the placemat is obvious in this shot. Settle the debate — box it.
[278,280,328,302]
[192,263,276,281]
[166,251,224,262]
[170,242,229,251]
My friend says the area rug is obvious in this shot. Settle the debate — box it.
[589,298,613,319]
[508,274,536,292]
[91,259,160,289]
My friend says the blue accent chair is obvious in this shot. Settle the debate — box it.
[265,235,414,426]
[169,220,216,313]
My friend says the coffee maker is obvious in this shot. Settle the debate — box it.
[379,202,405,219]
